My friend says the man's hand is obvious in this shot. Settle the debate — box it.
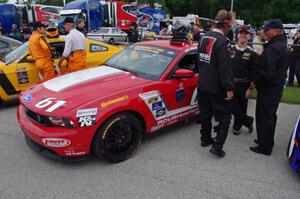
[225,90,234,101]
[57,59,63,68]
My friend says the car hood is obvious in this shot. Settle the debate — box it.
[22,66,152,114]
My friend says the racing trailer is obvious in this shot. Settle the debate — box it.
[102,1,166,32]
[0,4,62,33]
[0,4,19,34]
[58,0,103,33]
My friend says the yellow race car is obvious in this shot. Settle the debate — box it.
[0,36,123,105]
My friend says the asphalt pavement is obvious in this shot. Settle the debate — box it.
[0,99,299,199]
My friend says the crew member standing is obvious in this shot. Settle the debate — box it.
[76,18,86,35]
[58,17,86,72]
[197,10,234,158]
[29,22,55,79]
[250,19,288,156]
[127,22,138,43]
[230,26,258,135]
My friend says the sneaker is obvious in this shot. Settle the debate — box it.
[233,128,241,135]
[209,147,226,158]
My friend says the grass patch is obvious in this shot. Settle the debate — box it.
[252,86,300,104]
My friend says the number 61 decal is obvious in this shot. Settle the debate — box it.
[35,98,66,112]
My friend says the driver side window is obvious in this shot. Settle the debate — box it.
[176,53,198,73]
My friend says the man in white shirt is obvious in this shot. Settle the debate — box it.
[166,20,173,35]
[58,17,87,72]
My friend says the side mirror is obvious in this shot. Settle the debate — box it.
[173,69,194,78]
[26,56,34,62]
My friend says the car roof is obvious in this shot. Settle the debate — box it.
[0,35,23,44]
[138,40,198,51]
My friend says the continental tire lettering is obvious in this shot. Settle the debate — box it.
[102,117,121,140]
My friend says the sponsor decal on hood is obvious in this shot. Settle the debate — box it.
[101,95,128,108]
[43,66,123,92]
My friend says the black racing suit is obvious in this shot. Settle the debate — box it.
[254,35,288,153]
[288,37,300,86]
[230,45,258,130]
[197,30,234,149]
[127,29,138,43]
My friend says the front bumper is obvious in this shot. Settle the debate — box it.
[24,135,89,161]
[17,105,93,160]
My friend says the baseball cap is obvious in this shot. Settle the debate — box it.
[33,22,47,29]
[63,17,75,24]
[236,25,252,34]
[262,19,284,30]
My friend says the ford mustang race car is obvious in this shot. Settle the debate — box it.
[287,115,300,175]
[0,36,123,105]
[17,36,200,163]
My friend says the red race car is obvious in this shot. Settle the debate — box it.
[17,36,200,163]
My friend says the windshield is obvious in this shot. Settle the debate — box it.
[4,42,28,65]
[105,45,178,80]
[96,28,110,33]
[58,14,79,24]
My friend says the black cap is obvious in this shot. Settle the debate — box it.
[236,25,252,34]
[262,19,284,30]
[63,17,75,24]
[33,22,47,29]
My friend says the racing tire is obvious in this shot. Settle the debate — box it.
[108,38,115,45]
[92,113,143,163]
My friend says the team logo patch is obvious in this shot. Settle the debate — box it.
[76,108,97,127]
[22,94,32,102]
[199,36,216,63]
[242,53,251,60]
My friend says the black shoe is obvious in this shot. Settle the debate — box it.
[233,128,241,135]
[249,146,271,156]
[247,117,254,133]
[254,139,258,144]
[248,125,253,133]
[201,139,214,147]
[209,147,226,158]
[213,125,220,133]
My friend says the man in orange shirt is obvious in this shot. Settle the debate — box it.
[29,22,55,79]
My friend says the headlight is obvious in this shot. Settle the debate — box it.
[48,116,76,128]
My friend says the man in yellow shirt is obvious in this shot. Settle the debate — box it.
[29,22,55,79]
